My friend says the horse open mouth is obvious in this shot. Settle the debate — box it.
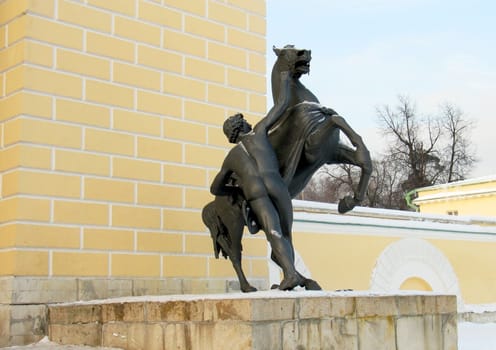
[295,60,310,74]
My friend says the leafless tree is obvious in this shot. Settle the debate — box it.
[438,103,477,183]
[366,157,406,209]
[300,96,477,210]
[375,96,477,208]
[297,165,348,203]
[376,95,444,190]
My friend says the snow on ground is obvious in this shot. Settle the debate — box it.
[458,322,496,350]
[464,303,496,313]
[2,337,121,349]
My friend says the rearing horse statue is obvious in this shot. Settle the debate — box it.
[269,45,371,208]
[202,45,372,292]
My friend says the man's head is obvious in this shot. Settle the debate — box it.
[273,44,312,77]
[223,113,252,143]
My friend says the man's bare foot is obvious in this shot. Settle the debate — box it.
[279,274,305,290]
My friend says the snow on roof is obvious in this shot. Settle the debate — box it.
[413,188,496,204]
[415,174,496,193]
[292,199,496,231]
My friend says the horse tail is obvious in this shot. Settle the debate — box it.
[202,201,229,259]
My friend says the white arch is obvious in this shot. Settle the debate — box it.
[370,238,463,309]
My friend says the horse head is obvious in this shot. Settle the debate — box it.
[271,45,311,100]
[271,45,318,106]
[272,44,311,77]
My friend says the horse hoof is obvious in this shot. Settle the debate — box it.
[338,196,356,214]
[241,285,257,293]
[304,279,322,291]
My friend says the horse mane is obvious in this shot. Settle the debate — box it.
[271,53,285,105]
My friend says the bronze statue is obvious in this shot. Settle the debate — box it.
[202,45,372,292]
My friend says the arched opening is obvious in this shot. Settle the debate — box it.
[370,238,462,309]
[400,277,433,291]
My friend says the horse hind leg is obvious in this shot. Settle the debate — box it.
[222,215,257,293]
[204,200,256,292]
[229,238,257,292]
[231,251,257,292]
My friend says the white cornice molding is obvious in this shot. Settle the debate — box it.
[292,200,496,241]
[415,174,496,192]
[413,188,496,204]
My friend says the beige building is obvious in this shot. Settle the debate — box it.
[413,175,496,218]
[290,201,496,309]
[0,0,268,345]
[1,0,495,346]
[0,0,267,283]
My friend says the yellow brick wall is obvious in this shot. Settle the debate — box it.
[0,0,268,280]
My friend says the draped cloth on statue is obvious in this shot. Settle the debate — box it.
[269,101,338,197]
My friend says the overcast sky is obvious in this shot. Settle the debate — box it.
[266,0,496,178]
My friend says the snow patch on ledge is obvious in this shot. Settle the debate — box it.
[55,289,452,306]
[292,199,496,236]
[464,303,496,313]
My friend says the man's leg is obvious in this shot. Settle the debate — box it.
[249,197,303,290]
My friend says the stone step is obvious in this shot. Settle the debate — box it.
[47,291,458,350]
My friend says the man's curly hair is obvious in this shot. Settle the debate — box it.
[223,113,247,143]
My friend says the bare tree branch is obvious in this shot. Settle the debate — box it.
[299,97,477,211]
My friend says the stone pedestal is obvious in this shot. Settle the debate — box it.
[48,291,458,350]
[0,276,266,347]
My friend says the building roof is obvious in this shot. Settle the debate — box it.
[415,174,496,193]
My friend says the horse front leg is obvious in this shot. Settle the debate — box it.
[354,150,372,203]
[325,114,372,206]
[332,143,372,213]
